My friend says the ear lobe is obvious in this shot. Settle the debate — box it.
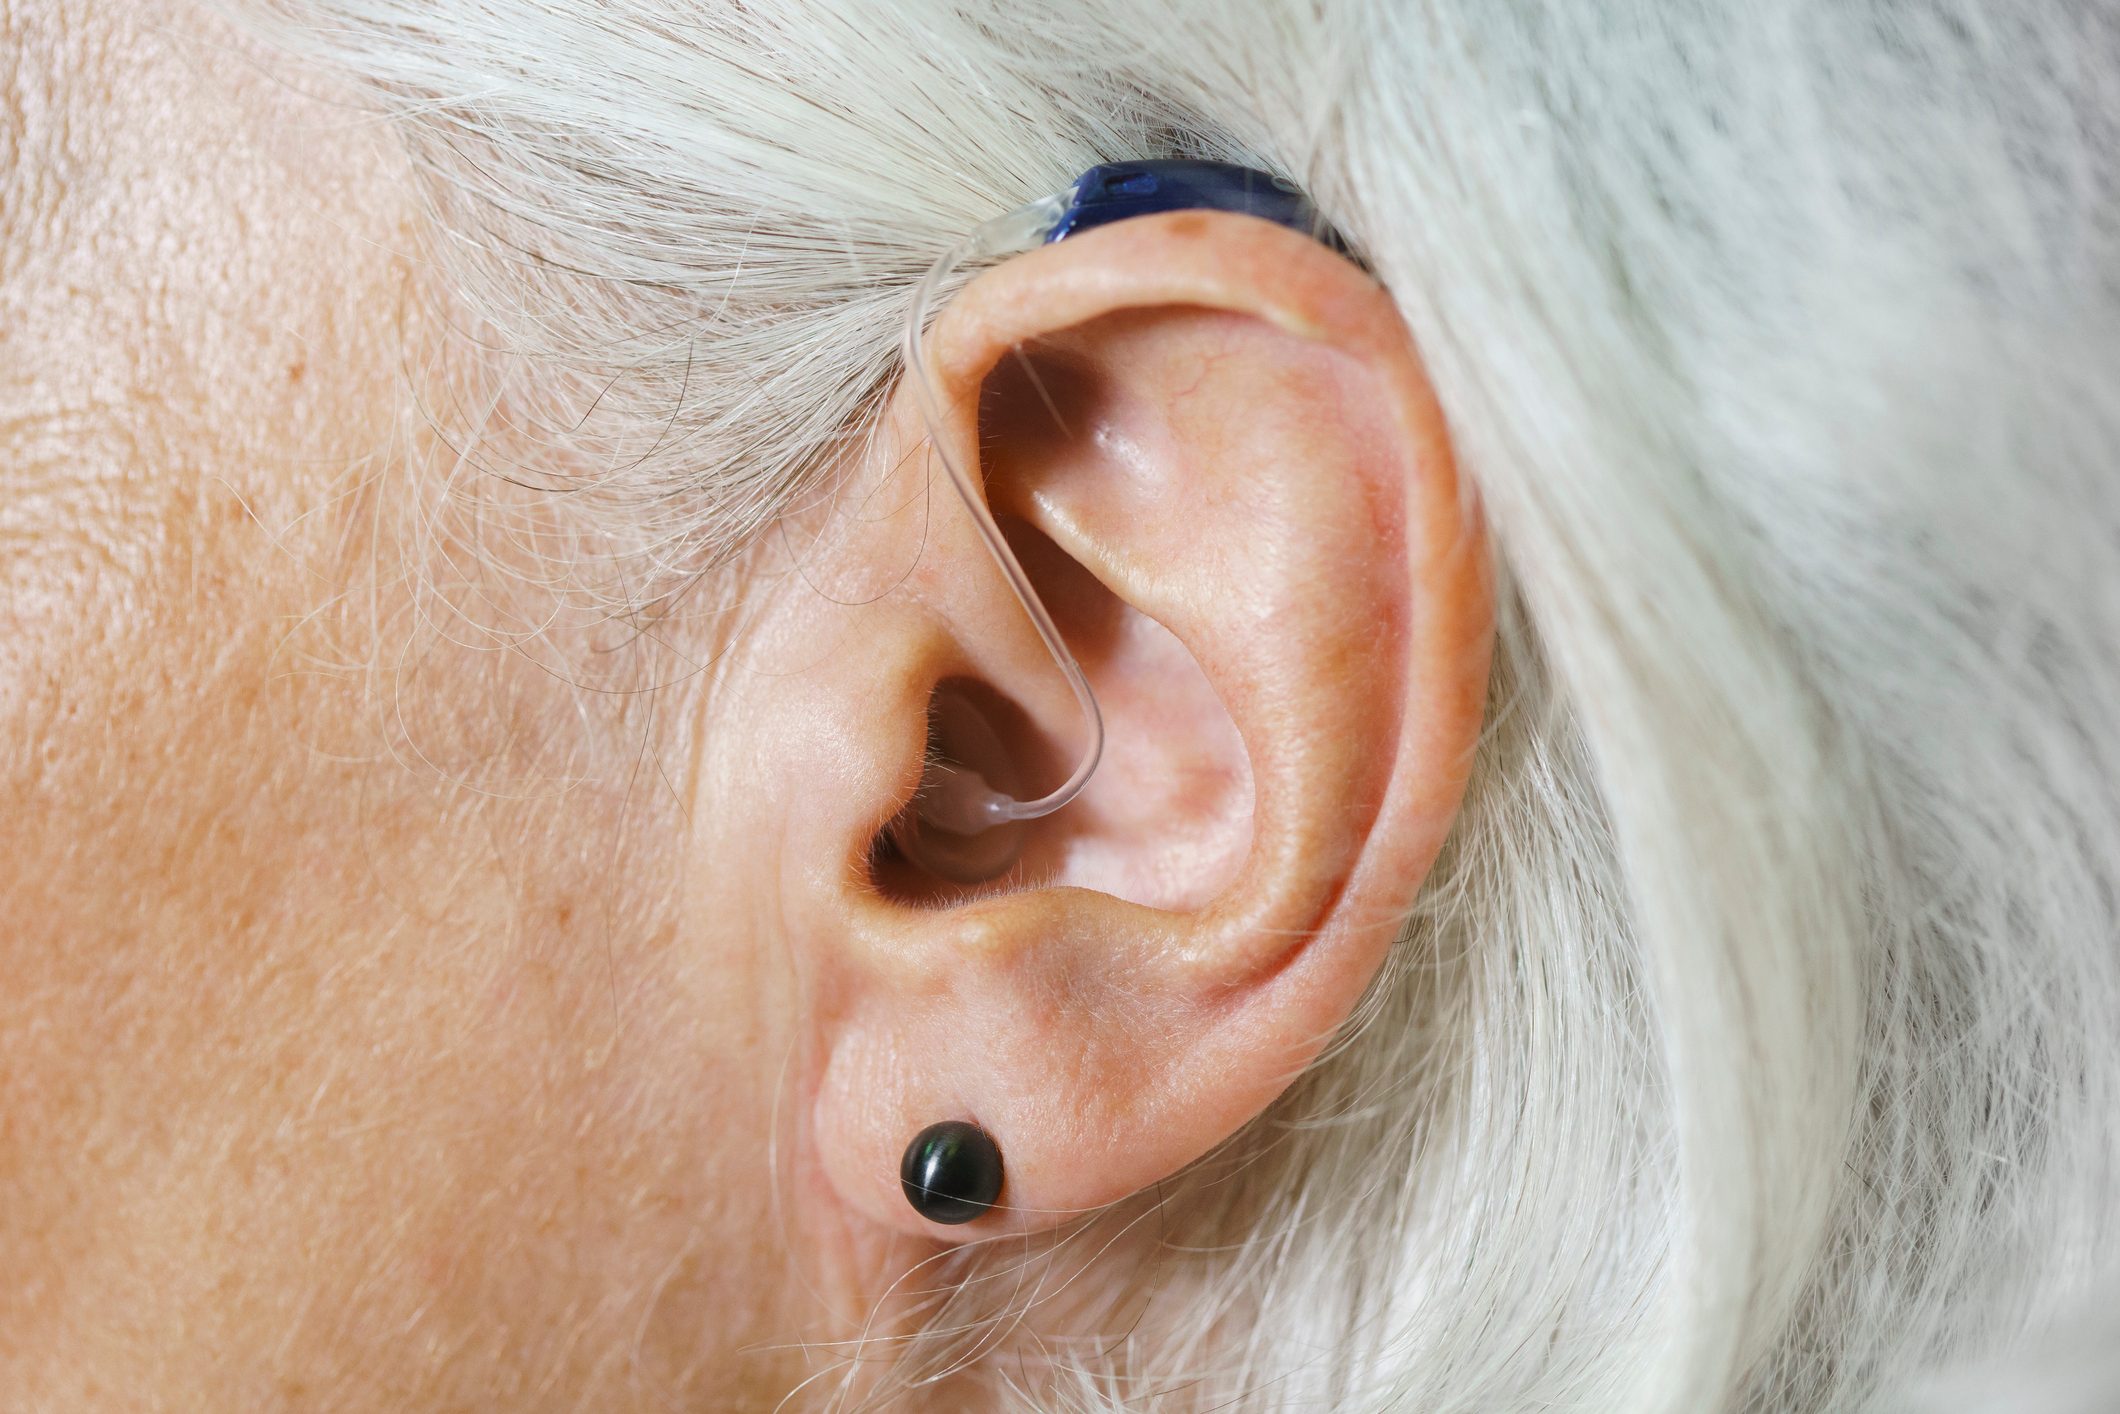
[803,213,1492,1239]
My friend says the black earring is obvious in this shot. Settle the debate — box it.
[899,1120,1004,1225]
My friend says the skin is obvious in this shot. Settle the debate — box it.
[1,3,820,1405]
[0,2,1490,1408]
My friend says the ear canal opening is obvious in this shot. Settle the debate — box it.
[874,680,1032,895]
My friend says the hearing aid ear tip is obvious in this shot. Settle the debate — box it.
[914,765,1009,837]
[894,776,1026,886]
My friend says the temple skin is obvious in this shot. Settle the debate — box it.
[0,3,828,1404]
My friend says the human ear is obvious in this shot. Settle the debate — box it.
[777,210,1492,1238]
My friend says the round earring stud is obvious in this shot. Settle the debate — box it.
[899,1120,1004,1225]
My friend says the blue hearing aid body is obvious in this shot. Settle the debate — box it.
[1044,159,1361,264]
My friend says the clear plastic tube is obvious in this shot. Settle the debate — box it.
[899,193,1104,835]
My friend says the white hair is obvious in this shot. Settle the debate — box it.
[227,1,2120,1408]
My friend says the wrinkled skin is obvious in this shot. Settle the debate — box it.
[0,2,835,1405]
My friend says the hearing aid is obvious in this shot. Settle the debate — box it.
[890,161,1360,881]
